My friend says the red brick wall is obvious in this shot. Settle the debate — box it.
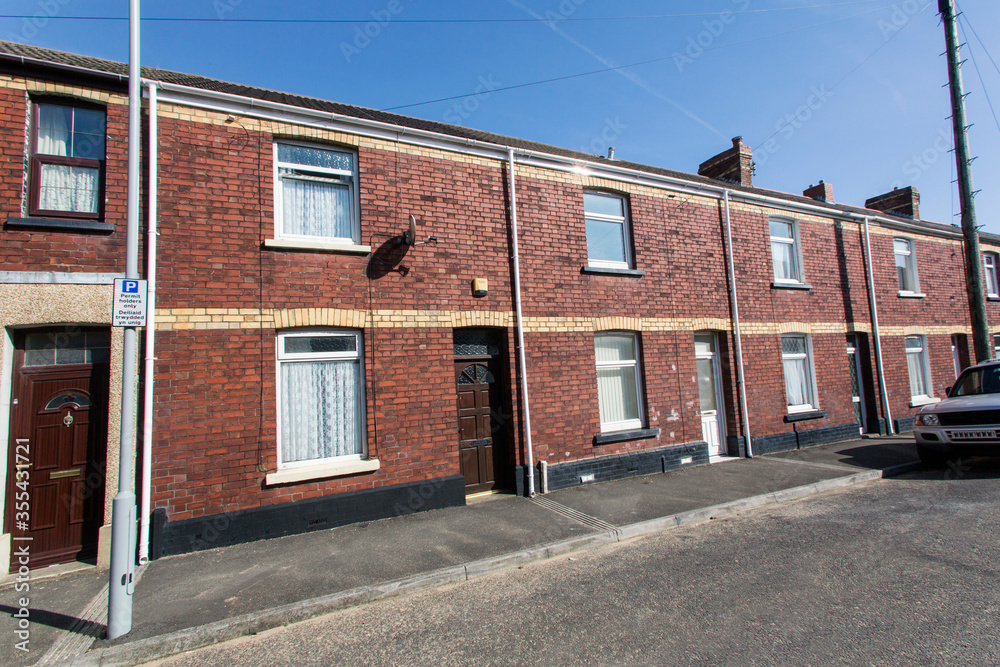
[0,84,127,273]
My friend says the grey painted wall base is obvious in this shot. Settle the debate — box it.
[752,422,860,455]
[149,475,466,558]
[534,441,710,492]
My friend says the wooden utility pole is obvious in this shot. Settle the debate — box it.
[940,0,991,362]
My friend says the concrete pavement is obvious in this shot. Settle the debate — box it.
[0,435,921,666]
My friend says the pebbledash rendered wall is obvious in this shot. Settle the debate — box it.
[4,43,1000,564]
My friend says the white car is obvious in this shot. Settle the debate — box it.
[913,360,1000,466]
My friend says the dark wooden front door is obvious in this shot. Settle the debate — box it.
[455,358,503,494]
[7,364,107,570]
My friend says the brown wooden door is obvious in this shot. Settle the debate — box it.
[455,359,500,494]
[7,365,107,570]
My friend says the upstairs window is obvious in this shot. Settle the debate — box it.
[584,192,632,269]
[894,238,920,295]
[985,253,999,298]
[769,218,802,284]
[29,102,106,218]
[274,143,359,244]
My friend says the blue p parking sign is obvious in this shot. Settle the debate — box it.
[112,278,148,327]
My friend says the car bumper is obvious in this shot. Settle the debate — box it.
[914,425,1000,451]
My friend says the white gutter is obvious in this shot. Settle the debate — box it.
[138,82,158,564]
[0,52,969,237]
[146,81,963,236]
[862,216,894,435]
[507,148,535,497]
[723,190,753,457]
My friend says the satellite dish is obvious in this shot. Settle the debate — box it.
[408,215,418,245]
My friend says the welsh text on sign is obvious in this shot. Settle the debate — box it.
[112,279,148,327]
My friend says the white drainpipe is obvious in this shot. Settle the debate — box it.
[723,190,753,457]
[138,82,158,563]
[861,216,894,434]
[507,148,535,496]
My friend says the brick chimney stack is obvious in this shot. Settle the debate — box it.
[865,186,920,219]
[803,180,833,203]
[698,136,754,187]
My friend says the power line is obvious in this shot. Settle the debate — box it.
[384,3,894,111]
[0,2,897,24]
[956,3,1000,79]
[752,1,932,152]
[958,18,1000,138]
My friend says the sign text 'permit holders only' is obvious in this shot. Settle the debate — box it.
[112,278,148,327]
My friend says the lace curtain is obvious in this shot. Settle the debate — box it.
[280,359,362,463]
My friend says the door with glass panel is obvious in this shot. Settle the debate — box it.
[6,329,110,570]
[846,335,867,434]
[695,332,726,457]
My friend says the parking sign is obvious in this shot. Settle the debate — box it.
[112,278,148,327]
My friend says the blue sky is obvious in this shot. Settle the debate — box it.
[3,1,1000,234]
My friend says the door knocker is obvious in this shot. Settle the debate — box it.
[63,411,74,427]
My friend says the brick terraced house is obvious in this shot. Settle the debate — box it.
[2,41,999,572]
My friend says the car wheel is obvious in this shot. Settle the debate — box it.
[916,443,950,468]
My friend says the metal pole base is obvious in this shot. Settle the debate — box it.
[107,493,137,639]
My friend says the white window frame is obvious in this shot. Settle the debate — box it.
[781,333,819,413]
[905,335,933,402]
[274,330,369,477]
[993,333,1000,360]
[594,332,644,433]
[984,253,999,298]
[894,237,921,296]
[584,191,633,270]
[273,141,360,245]
[769,217,803,284]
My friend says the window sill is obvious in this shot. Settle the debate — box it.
[784,410,827,422]
[771,281,812,291]
[6,217,115,233]
[581,266,645,278]
[909,396,940,408]
[265,458,380,486]
[593,427,660,446]
[897,291,926,299]
[988,295,1000,302]
[263,238,372,254]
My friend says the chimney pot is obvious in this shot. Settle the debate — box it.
[865,185,920,219]
[699,137,754,188]
[803,181,834,203]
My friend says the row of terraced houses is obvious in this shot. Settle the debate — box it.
[2,41,999,574]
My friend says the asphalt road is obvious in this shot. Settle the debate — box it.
[149,462,1000,667]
